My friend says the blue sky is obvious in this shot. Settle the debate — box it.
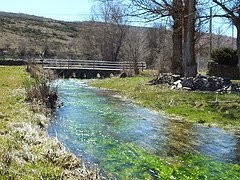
[0,0,93,21]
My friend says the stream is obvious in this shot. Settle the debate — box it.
[48,79,240,178]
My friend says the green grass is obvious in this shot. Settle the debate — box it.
[0,66,92,179]
[2,67,238,179]
[90,76,240,128]
[90,74,240,178]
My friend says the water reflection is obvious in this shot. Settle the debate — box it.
[48,79,240,175]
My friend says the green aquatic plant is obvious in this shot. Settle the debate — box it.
[89,76,240,178]
[90,76,240,128]
[172,153,240,179]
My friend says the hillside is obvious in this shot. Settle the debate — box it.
[0,11,95,59]
[0,11,236,69]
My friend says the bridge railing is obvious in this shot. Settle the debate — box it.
[33,59,146,71]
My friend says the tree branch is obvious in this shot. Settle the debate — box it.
[212,0,238,22]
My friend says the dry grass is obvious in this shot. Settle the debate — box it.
[0,66,98,179]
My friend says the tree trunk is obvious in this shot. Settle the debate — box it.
[232,15,240,74]
[171,0,183,76]
[183,0,197,77]
[237,26,240,72]
[134,60,140,75]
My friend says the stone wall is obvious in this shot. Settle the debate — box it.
[207,62,240,79]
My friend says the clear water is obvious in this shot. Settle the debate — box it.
[48,79,240,178]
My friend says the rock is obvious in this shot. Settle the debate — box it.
[177,83,183,89]
[149,73,239,93]
[193,78,208,91]
[197,74,208,79]
[223,78,231,86]
[158,73,173,84]
[226,86,232,91]
[173,80,181,85]
[207,77,214,82]
[231,84,240,92]
[172,74,181,82]
[183,87,192,91]
[171,85,176,90]
[182,77,194,89]
[172,80,182,89]
[207,83,218,91]
[236,84,240,92]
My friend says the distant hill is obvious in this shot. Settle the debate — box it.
[0,11,83,58]
[0,11,237,69]
[0,11,55,22]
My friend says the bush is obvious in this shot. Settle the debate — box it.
[25,65,58,109]
[210,47,238,66]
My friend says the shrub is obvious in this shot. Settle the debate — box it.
[25,65,58,109]
[210,47,238,66]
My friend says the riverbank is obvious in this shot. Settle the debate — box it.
[50,78,240,179]
[90,75,240,129]
[0,66,96,179]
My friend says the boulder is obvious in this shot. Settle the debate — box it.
[182,77,194,90]
[172,80,182,89]
[193,77,208,91]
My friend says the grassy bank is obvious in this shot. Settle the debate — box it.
[90,75,240,128]
[0,66,95,179]
[90,74,240,178]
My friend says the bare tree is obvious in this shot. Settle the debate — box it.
[122,28,149,75]
[81,23,102,60]
[212,0,240,70]
[129,0,184,75]
[91,0,129,61]
[147,23,172,72]
[130,0,198,77]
